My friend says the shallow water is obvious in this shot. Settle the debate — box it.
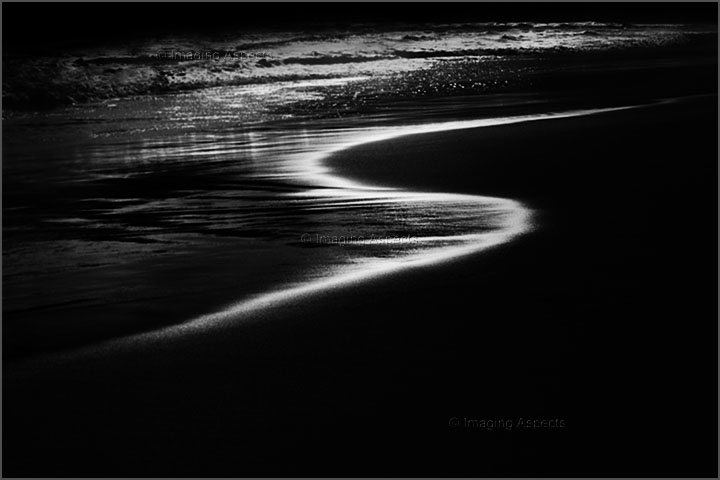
[4,86,641,358]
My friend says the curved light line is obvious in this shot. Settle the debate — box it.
[145,106,635,337]
[27,105,636,361]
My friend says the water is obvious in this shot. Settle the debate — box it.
[5,84,644,360]
[4,22,714,111]
[4,21,715,356]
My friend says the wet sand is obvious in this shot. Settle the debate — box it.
[3,96,717,477]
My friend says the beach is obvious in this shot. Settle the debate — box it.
[4,95,716,476]
[3,7,718,476]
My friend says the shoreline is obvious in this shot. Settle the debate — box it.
[4,105,639,363]
[4,94,717,476]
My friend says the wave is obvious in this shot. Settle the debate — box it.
[282,54,394,65]
[3,22,714,113]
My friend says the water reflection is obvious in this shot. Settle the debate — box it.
[4,105,628,354]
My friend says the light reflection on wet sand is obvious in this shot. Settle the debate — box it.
[3,84,640,362]
[3,96,634,358]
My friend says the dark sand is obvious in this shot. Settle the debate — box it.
[4,97,717,477]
